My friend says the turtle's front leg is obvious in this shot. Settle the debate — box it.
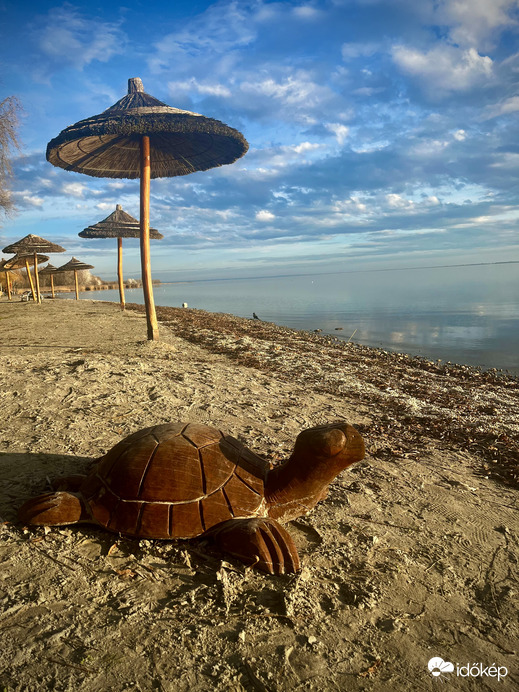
[18,491,86,526]
[209,517,300,575]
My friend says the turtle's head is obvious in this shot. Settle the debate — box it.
[292,421,365,473]
[266,422,366,522]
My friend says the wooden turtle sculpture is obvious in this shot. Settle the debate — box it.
[18,421,365,574]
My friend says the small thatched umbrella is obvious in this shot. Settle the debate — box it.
[0,259,13,300]
[2,234,66,304]
[4,254,49,300]
[55,257,94,300]
[79,204,163,310]
[46,77,248,340]
[38,264,58,298]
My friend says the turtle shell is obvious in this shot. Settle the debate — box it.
[80,423,268,539]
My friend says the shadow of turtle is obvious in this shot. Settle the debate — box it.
[0,451,93,522]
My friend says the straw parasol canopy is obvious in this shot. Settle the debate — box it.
[79,204,163,310]
[55,257,94,301]
[4,253,49,270]
[38,263,58,298]
[47,77,248,340]
[3,234,66,254]
[46,78,248,179]
[79,205,163,238]
[2,234,66,304]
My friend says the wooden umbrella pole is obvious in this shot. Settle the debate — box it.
[117,237,125,310]
[50,274,55,298]
[33,252,42,304]
[74,269,79,300]
[6,271,11,300]
[25,259,37,301]
[140,136,159,341]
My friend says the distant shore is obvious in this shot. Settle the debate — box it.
[4,279,162,295]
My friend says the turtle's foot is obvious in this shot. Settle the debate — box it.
[18,491,84,526]
[210,517,300,575]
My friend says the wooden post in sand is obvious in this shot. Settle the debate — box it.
[33,252,42,304]
[6,271,11,300]
[50,273,55,298]
[73,269,79,300]
[117,237,125,310]
[24,258,37,302]
[140,136,159,341]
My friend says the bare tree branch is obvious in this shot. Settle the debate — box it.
[0,95,22,217]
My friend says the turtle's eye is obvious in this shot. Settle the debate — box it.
[309,428,346,457]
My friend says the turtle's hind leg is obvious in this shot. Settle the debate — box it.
[210,517,301,575]
[18,491,85,526]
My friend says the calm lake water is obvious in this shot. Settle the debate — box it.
[75,263,519,375]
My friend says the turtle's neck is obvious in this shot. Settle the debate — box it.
[265,452,348,523]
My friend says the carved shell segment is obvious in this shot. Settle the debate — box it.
[83,422,269,539]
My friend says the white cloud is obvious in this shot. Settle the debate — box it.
[14,192,44,207]
[149,1,255,72]
[435,0,518,50]
[240,72,335,123]
[247,142,322,173]
[256,210,275,222]
[392,44,493,95]
[37,6,126,70]
[483,95,519,120]
[453,129,467,141]
[386,194,414,210]
[341,41,380,59]
[168,78,232,98]
[332,197,368,214]
[326,123,350,146]
[410,139,449,156]
[37,178,54,189]
[62,182,87,198]
[291,142,321,154]
[292,5,322,20]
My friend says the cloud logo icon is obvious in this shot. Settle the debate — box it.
[428,657,455,677]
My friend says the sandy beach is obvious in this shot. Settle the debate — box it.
[0,298,517,691]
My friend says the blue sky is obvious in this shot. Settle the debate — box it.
[1,0,519,281]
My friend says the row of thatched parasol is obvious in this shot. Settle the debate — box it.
[0,233,94,302]
[0,207,160,305]
[2,78,247,338]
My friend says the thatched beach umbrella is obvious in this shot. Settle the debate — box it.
[38,263,58,298]
[55,257,94,300]
[2,234,65,304]
[79,204,163,310]
[46,77,248,340]
[4,254,49,300]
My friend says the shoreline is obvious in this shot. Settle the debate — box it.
[48,290,519,377]
[0,299,517,690]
